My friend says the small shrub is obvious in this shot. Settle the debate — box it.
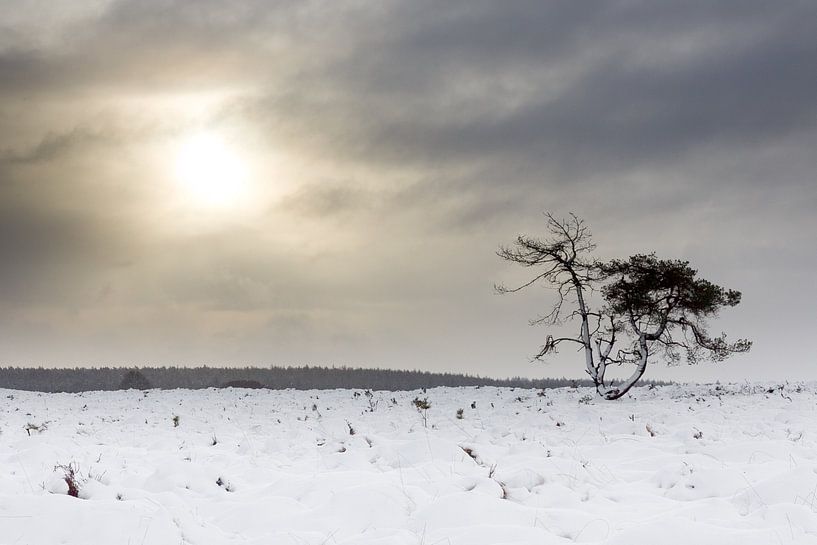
[25,422,48,436]
[216,476,235,492]
[364,390,378,412]
[413,397,431,427]
[55,462,84,498]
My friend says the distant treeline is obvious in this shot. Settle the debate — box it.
[0,365,675,393]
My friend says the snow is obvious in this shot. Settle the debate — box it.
[2,383,817,544]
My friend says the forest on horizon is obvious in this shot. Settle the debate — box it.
[0,365,672,393]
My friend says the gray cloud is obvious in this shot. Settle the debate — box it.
[0,199,137,306]
[239,1,816,168]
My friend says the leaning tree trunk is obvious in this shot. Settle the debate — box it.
[572,284,615,398]
[572,273,603,389]
[591,332,620,398]
[603,335,649,400]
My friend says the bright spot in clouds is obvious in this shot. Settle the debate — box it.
[174,132,249,208]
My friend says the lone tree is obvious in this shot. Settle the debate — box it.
[496,213,615,395]
[599,254,751,399]
[498,214,750,399]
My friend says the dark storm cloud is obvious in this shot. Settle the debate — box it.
[302,1,816,170]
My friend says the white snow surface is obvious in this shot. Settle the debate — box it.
[2,383,817,544]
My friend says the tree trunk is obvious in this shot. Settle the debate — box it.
[572,277,600,387]
[603,335,649,400]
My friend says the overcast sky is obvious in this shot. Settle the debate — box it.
[1,0,815,382]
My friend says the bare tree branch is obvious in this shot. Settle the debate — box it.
[497,213,615,395]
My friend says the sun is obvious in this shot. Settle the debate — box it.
[174,132,249,208]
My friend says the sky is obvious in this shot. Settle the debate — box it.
[1,0,816,382]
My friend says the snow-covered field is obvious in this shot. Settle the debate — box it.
[2,384,817,544]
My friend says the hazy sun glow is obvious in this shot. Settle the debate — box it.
[174,132,249,207]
